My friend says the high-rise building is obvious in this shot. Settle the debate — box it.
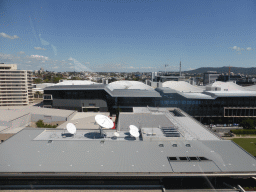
[203,71,220,85]
[0,64,33,106]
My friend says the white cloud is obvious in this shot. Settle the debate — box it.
[51,44,57,55]
[141,67,156,69]
[0,52,92,72]
[68,57,74,61]
[0,53,13,60]
[231,46,253,53]
[34,47,46,50]
[231,46,244,51]
[39,34,50,45]
[0,32,19,39]
[28,55,49,60]
[17,51,25,54]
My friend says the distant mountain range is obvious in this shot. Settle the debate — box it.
[184,67,256,75]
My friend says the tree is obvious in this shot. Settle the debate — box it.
[240,118,255,129]
[35,119,57,128]
[36,120,44,128]
[53,76,62,83]
[34,78,42,84]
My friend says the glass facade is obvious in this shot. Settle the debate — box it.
[156,92,256,117]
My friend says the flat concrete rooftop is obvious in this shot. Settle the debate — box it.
[0,128,256,175]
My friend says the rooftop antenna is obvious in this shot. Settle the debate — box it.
[95,114,114,137]
[65,123,77,137]
[179,60,181,77]
[165,64,168,75]
[129,125,140,138]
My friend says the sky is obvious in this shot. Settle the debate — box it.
[0,0,255,72]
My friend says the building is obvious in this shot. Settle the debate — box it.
[203,71,220,85]
[0,106,76,134]
[0,107,256,190]
[156,81,256,122]
[43,81,161,113]
[0,64,33,106]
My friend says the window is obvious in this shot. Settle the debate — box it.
[189,157,198,161]
[168,157,177,161]
[167,157,210,161]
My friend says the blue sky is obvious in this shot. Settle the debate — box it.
[0,0,255,72]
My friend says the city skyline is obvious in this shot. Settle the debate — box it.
[0,0,255,72]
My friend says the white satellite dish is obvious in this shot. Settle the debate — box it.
[129,125,139,132]
[114,132,120,137]
[95,114,114,129]
[66,123,76,134]
[130,129,140,138]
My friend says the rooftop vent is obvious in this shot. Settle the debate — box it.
[161,127,180,137]
[169,109,185,117]
[179,157,188,161]
[168,157,210,162]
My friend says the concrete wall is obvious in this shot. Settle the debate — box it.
[53,99,108,111]
[31,114,68,123]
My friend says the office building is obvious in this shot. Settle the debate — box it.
[0,107,255,190]
[0,64,33,106]
[203,71,220,85]
[43,80,161,112]
[156,81,256,121]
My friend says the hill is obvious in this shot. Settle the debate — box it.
[184,67,256,75]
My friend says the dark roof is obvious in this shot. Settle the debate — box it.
[44,84,106,90]
[44,85,161,98]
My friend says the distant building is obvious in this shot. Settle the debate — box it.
[39,67,44,74]
[217,74,242,82]
[43,81,161,113]
[0,64,33,106]
[155,81,256,122]
[203,71,220,85]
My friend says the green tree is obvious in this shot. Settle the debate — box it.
[36,120,44,127]
[53,76,62,83]
[34,78,42,84]
[240,118,255,129]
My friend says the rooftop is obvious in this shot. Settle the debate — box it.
[0,107,256,177]
[1,128,256,176]
[44,81,161,98]
[158,81,256,99]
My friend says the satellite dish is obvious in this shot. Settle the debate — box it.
[130,129,140,138]
[114,132,120,137]
[129,125,139,132]
[66,123,76,134]
[95,114,114,129]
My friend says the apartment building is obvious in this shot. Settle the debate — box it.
[0,64,33,106]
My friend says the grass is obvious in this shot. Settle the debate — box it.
[231,138,256,156]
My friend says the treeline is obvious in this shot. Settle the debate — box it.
[36,120,57,128]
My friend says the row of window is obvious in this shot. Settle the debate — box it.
[168,156,210,161]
